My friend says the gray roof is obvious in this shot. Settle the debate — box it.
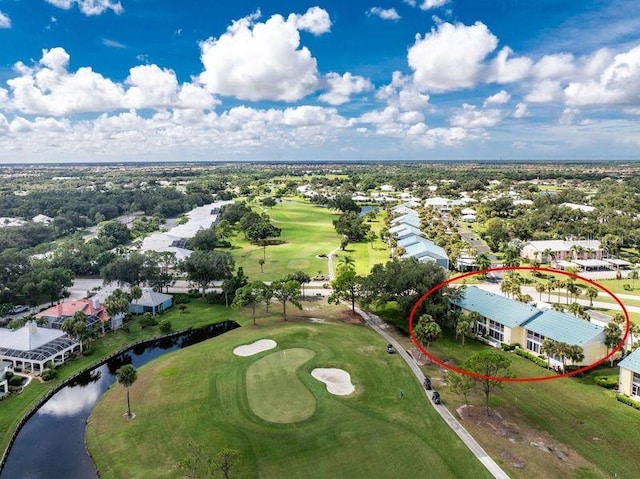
[620,348,640,374]
[137,289,172,307]
[391,213,421,228]
[397,235,423,249]
[403,238,448,261]
[522,310,604,346]
[452,286,541,328]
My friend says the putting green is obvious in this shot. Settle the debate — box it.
[246,348,316,423]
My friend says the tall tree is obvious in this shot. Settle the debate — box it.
[116,364,138,419]
[464,350,512,415]
[328,266,362,313]
[271,279,302,321]
[585,286,598,307]
[286,271,311,298]
[414,314,442,350]
[232,282,265,325]
[180,250,235,297]
[604,323,622,366]
[455,319,473,347]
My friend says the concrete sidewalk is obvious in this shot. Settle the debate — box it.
[354,306,510,479]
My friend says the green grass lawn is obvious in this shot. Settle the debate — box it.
[87,321,491,479]
[226,199,389,280]
[246,348,316,423]
[415,333,640,479]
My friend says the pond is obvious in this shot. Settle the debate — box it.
[0,321,239,479]
[359,205,376,217]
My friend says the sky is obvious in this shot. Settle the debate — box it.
[0,0,640,163]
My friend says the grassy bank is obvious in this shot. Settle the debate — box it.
[87,321,491,479]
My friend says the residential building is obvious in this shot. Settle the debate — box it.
[401,238,449,269]
[520,239,603,262]
[32,214,54,224]
[35,298,119,331]
[0,321,80,373]
[452,286,607,367]
[130,288,173,315]
[619,348,640,399]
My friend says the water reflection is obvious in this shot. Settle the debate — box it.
[1,321,239,479]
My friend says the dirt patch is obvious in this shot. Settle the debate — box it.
[456,405,603,476]
[339,310,365,325]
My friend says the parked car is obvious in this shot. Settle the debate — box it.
[432,391,441,404]
[386,344,394,354]
[423,377,432,390]
[9,305,29,314]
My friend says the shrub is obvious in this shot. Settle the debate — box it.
[139,314,158,328]
[594,375,618,389]
[515,348,549,368]
[501,343,516,352]
[41,369,58,381]
[4,371,14,380]
[173,293,192,305]
[121,323,130,333]
[159,319,172,333]
[616,394,640,410]
[9,376,24,387]
[624,283,632,291]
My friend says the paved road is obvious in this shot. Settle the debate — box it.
[354,306,510,479]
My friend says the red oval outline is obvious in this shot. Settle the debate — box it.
[408,266,630,382]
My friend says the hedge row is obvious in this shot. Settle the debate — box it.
[515,348,549,368]
[616,393,640,411]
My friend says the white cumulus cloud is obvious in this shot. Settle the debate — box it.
[4,47,216,115]
[483,90,510,107]
[0,11,11,28]
[319,72,373,105]
[366,7,401,21]
[292,6,331,35]
[45,0,124,16]
[198,8,328,101]
[408,22,498,92]
[450,104,502,128]
[513,103,529,118]
[564,45,640,107]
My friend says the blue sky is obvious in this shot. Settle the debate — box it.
[0,0,639,162]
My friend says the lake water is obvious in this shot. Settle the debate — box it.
[0,321,239,479]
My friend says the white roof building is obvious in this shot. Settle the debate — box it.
[32,214,54,224]
[0,322,79,373]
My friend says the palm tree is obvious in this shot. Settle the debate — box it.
[116,364,138,419]
[585,287,598,307]
[541,339,558,370]
[535,281,546,301]
[455,319,472,347]
[567,345,585,366]
[338,256,355,270]
[130,285,143,313]
[542,248,553,265]
[604,323,622,366]
[475,253,491,275]
[414,314,442,350]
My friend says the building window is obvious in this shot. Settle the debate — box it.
[526,331,545,354]
[633,373,640,398]
[488,320,504,343]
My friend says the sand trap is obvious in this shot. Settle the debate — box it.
[233,339,277,357]
[311,368,355,396]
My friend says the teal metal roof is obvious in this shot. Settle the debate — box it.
[619,348,640,374]
[522,310,604,346]
[452,286,541,328]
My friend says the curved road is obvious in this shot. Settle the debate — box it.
[353,306,510,479]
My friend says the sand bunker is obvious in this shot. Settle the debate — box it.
[311,368,355,396]
[233,339,277,357]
